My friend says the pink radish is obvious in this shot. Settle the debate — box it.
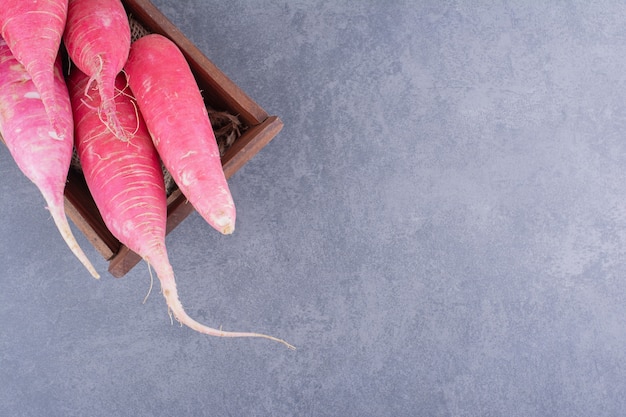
[0,39,99,279]
[63,0,131,140]
[68,68,294,349]
[124,34,236,235]
[0,0,70,140]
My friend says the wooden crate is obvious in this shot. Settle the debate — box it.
[8,0,283,277]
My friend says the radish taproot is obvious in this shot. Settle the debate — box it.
[68,68,294,349]
[0,0,70,140]
[124,34,236,235]
[63,0,131,140]
[0,39,99,279]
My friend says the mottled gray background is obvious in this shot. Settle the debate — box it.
[2,1,626,416]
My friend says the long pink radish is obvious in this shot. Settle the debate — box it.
[0,39,99,279]
[124,34,236,235]
[69,69,294,349]
[0,0,70,140]
[63,0,131,140]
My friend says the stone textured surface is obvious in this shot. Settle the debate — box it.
[3,1,626,415]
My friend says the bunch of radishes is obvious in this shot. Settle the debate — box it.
[0,0,293,349]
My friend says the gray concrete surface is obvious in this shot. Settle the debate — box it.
[2,1,626,416]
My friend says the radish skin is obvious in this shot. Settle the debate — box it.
[0,0,70,140]
[0,39,99,279]
[63,0,131,140]
[69,69,294,349]
[124,34,236,235]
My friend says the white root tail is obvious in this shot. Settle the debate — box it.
[149,259,295,350]
[47,201,100,279]
[85,55,130,142]
[163,288,296,350]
